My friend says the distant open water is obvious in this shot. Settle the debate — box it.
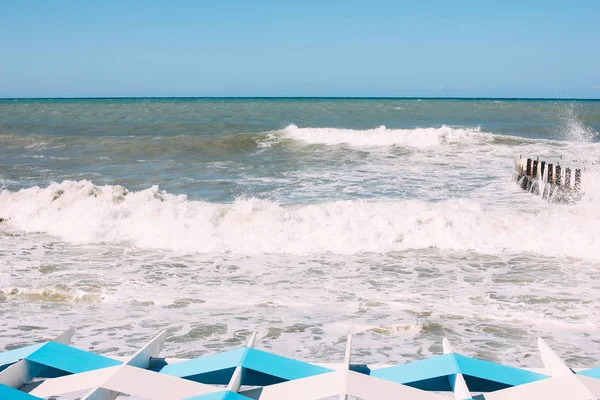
[1,98,600,368]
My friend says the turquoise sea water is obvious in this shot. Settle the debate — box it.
[1,98,599,200]
[0,98,599,366]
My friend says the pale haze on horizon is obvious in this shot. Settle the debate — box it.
[1,0,599,98]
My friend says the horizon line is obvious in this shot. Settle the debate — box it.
[1,96,600,101]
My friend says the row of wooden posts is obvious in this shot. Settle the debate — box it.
[515,156,583,203]
[517,156,582,191]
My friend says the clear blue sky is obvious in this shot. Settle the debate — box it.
[1,0,599,98]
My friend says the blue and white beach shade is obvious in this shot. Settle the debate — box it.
[0,328,75,373]
[0,384,43,400]
[1,328,600,399]
[160,347,332,386]
[183,391,253,400]
[372,352,548,391]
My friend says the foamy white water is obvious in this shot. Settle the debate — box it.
[1,98,600,370]
[281,124,488,147]
[1,180,600,260]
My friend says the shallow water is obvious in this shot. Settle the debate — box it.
[1,98,599,368]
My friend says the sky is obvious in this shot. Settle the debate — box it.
[1,0,599,98]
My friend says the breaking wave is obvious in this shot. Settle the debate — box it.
[1,181,599,260]
[280,124,489,148]
[0,124,551,154]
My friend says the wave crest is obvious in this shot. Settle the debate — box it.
[281,124,487,148]
[2,181,600,260]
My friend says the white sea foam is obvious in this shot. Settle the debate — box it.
[1,180,599,260]
[281,124,488,148]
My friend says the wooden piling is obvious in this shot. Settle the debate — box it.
[514,156,582,203]
[541,161,546,179]
[575,169,582,191]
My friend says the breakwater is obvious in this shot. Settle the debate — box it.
[514,156,583,203]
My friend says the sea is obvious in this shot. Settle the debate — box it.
[0,98,599,368]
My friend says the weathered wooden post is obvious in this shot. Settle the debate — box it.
[541,161,546,179]
[514,156,582,203]
[519,155,524,174]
